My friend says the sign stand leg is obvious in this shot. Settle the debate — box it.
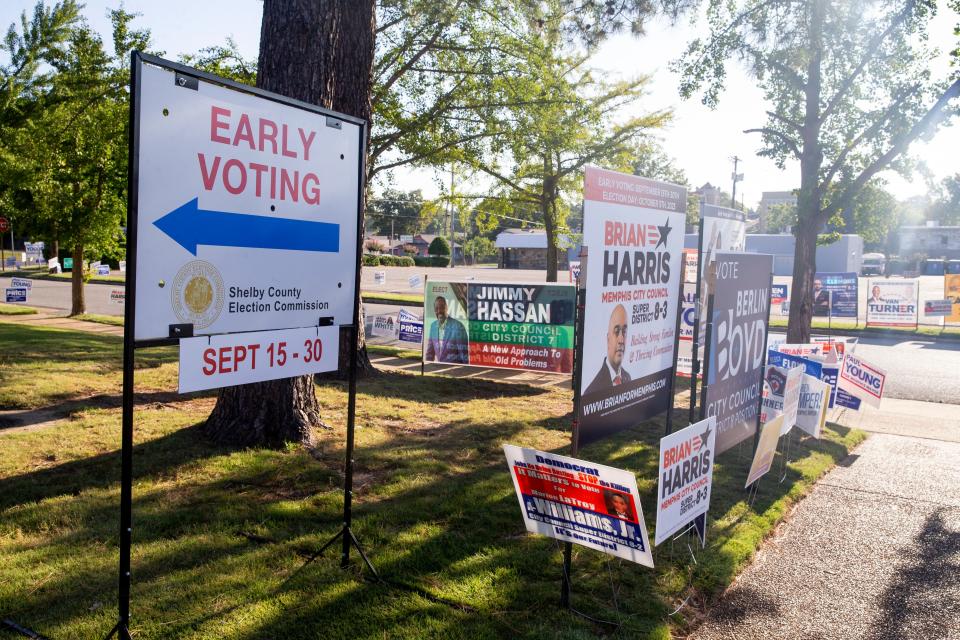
[698,294,715,422]
[561,285,586,609]
[665,253,687,435]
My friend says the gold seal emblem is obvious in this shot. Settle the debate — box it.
[171,260,224,329]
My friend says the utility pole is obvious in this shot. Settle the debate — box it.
[449,166,455,268]
[730,156,743,209]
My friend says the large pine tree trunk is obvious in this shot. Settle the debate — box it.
[204,0,377,446]
[787,217,817,343]
[70,244,84,315]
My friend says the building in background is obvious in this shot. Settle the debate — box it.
[898,223,960,260]
[495,229,570,270]
[694,182,721,206]
[758,191,797,232]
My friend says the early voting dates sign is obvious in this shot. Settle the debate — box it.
[179,325,339,393]
[813,272,858,318]
[579,166,686,443]
[866,279,918,328]
[422,280,575,372]
[703,252,773,454]
[655,416,716,545]
[503,444,653,566]
[131,56,362,341]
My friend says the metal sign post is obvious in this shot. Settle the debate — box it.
[665,252,687,435]
[105,52,368,640]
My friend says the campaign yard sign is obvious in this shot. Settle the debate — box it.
[771,284,789,316]
[579,166,686,443]
[132,57,362,341]
[10,277,32,291]
[397,308,423,344]
[760,365,802,435]
[111,289,126,305]
[5,287,27,303]
[702,252,774,454]
[677,282,697,378]
[503,444,654,567]
[946,274,960,324]
[766,350,828,437]
[97,264,111,276]
[366,314,399,340]
[925,299,953,316]
[746,415,785,488]
[655,416,716,546]
[813,272,858,318]
[423,280,576,373]
[838,353,886,409]
[866,279,918,328]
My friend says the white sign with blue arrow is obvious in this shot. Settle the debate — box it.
[132,61,362,341]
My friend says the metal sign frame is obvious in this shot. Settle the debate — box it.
[106,52,369,640]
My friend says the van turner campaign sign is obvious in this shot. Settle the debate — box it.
[702,252,774,454]
[132,59,362,341]
[655,417,716,546]
[503,444,654,566]
[579,166,686,443]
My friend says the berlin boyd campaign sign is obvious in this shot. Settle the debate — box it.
[703,252,773,454]
[504,444,654,566]
[579,166,686,443]
[132,59,361,341]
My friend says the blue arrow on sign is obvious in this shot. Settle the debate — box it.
[153,198,340,255]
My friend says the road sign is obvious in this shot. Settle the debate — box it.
[132,59,363,342]
[178,325,339,393]
[0,217,8,233]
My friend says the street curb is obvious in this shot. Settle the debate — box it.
[769,323,960,344]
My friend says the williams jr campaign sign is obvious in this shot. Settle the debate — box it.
[655,416,716,546]
[503,444,654,567]
[866,279,918,328]
[423,280,575,373]
[703,252,774,454]
[579,166,686,443]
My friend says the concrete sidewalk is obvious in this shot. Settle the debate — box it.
[691,399,960,640]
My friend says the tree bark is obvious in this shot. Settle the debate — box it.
[205,0,377,446]
[787,216,818,343]
[69,244,84,315]
[543,157,558,282]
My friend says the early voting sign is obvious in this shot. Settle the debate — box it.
[655,416,716,546]
[503,444,654,566]
[131,56,362,341]
[866,279,918,328]
[579,166,686,443]
[703,252,773,454]
[813,272,857,318]
[422,280,575,372]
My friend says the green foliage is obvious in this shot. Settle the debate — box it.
[427,235,450,256]
[396,255,415,266]
[179,38,256,86]
[367,188,423,237]
[462,235,496,262]
[430,255,450,267]
[412,255,432,267]
[362,254,381,266]
[926,174,960,225]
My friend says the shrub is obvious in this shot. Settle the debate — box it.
[397,256,415,267]
[430,255,450,267]
[362,254,381,266]
[413,256,432,267]
[364,239,386,253]
[428,236,450,256]
[379,254,398,266]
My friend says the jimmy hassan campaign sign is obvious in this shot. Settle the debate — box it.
[579,166,687,443]
[503,444,654,566]
[702,252,774,454]
[423,280,575,373]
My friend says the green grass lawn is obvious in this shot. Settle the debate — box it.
[362,291,425,305]
[0,324,865,639]
[73,313,124,326]
[0,302,37,315]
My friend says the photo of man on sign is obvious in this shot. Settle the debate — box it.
[585,304,632,393]
[424,295,468,364]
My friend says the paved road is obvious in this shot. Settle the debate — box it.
[691,400,960,640]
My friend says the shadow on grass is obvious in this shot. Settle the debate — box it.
[0,370,863,640]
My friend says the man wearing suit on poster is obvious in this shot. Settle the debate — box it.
[585,304,631,394]
[425,295,469,364]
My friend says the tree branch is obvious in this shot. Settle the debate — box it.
[743,127,802,159]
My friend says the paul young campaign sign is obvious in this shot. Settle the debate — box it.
[838,353,886,409]
[503,444,654,566]
[655,417,716,545]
